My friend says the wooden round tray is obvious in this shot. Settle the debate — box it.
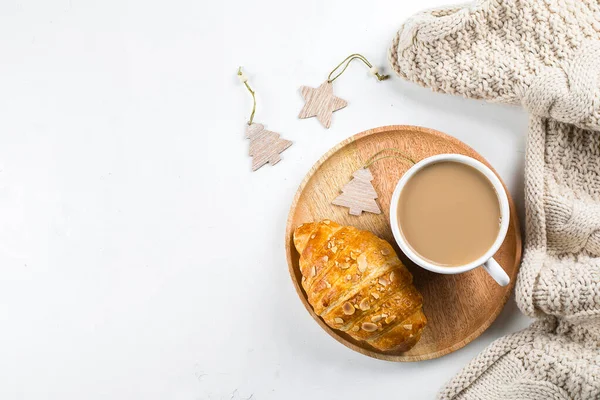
[285,125,522,361]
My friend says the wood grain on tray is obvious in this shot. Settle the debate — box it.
[285,125,522,361]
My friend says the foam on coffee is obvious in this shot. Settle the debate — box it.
[397,161,500,267]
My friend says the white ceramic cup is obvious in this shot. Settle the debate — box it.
[389,154,511,286]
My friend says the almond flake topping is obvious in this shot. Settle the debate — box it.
[357,253,368,273]
[342,302,355,315]
[361,322,378,332]
[359,298,370,311]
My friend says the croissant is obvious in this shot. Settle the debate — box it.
[293,220,427,352]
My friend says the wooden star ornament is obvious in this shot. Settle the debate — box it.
[298,81,347,129]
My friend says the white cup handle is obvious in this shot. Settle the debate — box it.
[482,258,510,286]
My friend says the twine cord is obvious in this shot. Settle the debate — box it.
[363,148,415,168]
[238,67,256,125]
[327,53,390,83]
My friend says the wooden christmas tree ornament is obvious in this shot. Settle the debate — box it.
[238,67,292,172]
[298,53,389,129]
[332,149,415,216]
[246,123,291,171]
[332,168,380,215]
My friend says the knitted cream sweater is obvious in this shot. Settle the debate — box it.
[389,0,600,398]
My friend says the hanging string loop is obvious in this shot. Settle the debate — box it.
[327,53,390,83]
[237,67,256,125]
[363,148,415,168]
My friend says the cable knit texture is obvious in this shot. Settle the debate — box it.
[389,0,600,398]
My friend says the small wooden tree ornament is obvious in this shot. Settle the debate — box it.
[238,67,292,172]
[298,53,389,129]
[332,168,380,215]
[246,123,292,171]
[332,149,415,216]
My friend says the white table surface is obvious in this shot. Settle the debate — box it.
[0,1,533,399]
